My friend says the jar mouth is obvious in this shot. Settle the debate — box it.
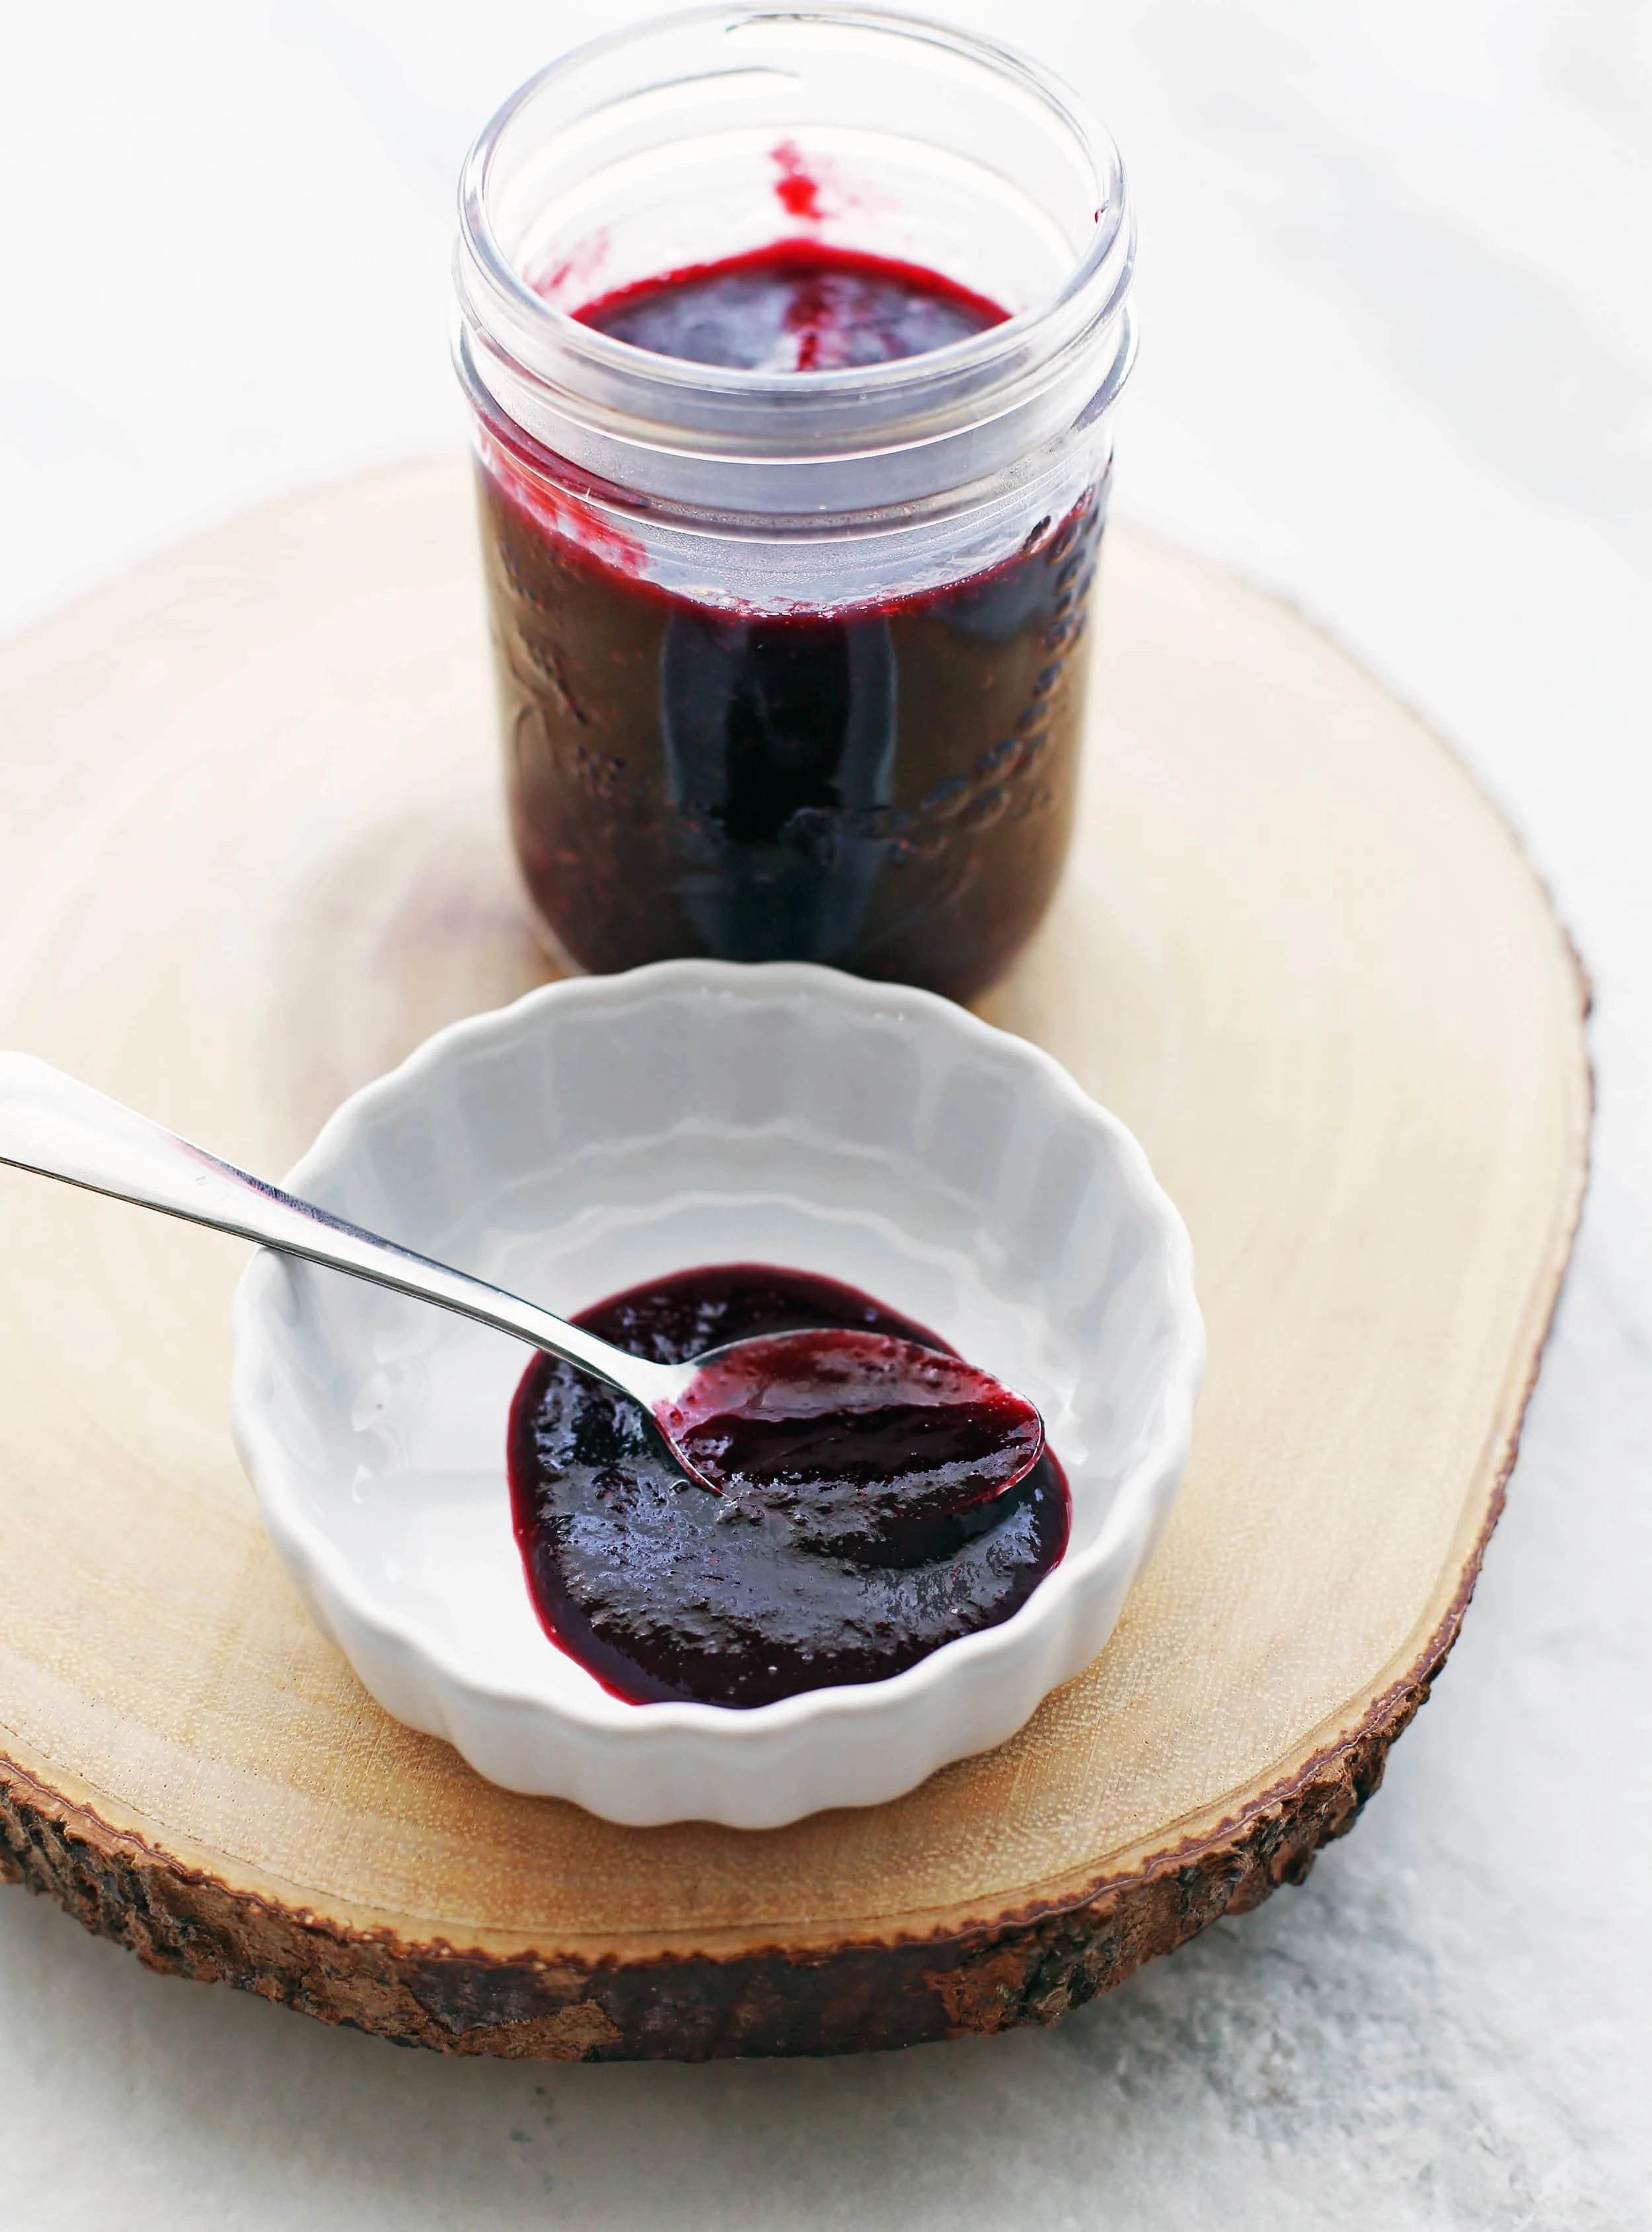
[454,4,1134,542]
[459,7,1128,408]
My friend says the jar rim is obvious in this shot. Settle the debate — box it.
[456,5,1131,425]
[453,3,1135,544]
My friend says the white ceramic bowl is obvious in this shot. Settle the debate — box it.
[231,961,1202,1828]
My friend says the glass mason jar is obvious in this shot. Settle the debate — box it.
[453,6,1135,1003]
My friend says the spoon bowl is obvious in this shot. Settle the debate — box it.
[663,1327,1046,1533]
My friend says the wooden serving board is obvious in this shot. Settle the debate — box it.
[0,463,1588,2059]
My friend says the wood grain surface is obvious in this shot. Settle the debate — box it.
[0,461,1589,2057]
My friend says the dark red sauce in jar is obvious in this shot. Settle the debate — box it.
[576,238,1010,370]
[474,237,1107,1002]
[507,1263,1070,1708]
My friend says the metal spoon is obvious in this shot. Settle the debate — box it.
[0,1054,1045,1501]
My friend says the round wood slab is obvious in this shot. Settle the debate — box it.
[0,463,1588,2058]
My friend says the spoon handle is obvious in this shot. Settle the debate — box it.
[0,1054,683,1409]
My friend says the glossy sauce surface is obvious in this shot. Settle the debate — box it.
[507,1264,1070,1707]
[578,239,1006,371]
[666,1325,1045,1558]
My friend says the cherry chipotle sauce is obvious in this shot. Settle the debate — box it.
[475,238,1106,1002]
[579,239,1010,372]
[507,1264,1070,1708]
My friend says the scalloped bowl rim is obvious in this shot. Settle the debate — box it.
[230,961,1203,1766]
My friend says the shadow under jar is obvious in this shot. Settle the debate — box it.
[454,7,1135,1002]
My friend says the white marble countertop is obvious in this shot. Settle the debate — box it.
[3,3,1649,2224]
